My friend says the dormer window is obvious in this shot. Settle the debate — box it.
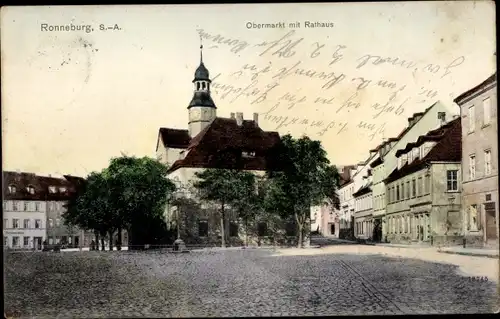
[408,151,413,164]
[26,185,35,194]
[242,151,256,158]
[49,186,57,194]
[413,147,420,160]
[59,187,67,193]
[401,153,408,166]
[8,185,16,194]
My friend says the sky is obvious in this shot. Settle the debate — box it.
[1,2,496,177]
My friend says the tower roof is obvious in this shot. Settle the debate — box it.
[193,62,210,82]
[188,91,216,109]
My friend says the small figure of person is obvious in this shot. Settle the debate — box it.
[90,240,96,251]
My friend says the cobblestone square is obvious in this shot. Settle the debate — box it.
[4,248,498,318]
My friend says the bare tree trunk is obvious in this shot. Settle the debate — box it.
[108,230,114,251]
[296,213,303,248]
[100,236,105,251]
[95,232,99,251]
[117,227,122,250]
[244,217,248,247]
[221,202,226,248]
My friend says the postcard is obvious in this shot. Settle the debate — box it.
[2,2,498,318]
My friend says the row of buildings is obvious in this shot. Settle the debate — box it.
[2,172,95,250]
[314,73,498,248]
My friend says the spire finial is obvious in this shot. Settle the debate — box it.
[199,35,203,63]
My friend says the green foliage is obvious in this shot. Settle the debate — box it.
[264,134,340,247]
[63,156,177,247]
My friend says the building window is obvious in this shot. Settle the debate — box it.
[446,170,458,191]
[35,202,40,211]
[48,238,54,245]
[12,236,19,247]
[35,219,41,229]
[59,187,67,193]
[396,185,400,201]
[468,105,475,132]
[4,219,8,228]
[56,218,61,227]
[483,97,491,126]
[229,222,239,237]
[8,185,16,194]
[469,155,476,180]
[411,179,416,198]
[12,219,19,229]
[405,181,410,199]
[484,150,491,176]
[26,185,35,194]
[486,193,492,202]
[417,177,423,195]
[23,201,29,211]
[469,204,479,231]
[242,151,256,158]
[4,236,7,247]
[49,186,57,194]
[48,218,54,228]
[23,219,30,229]
[257,222,268,237]
[424,175,431,194]
[23,236,30,247]
[13,201,18,211]
[401,183,405,201]
[198,220,208,237]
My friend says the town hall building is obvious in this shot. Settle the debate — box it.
[155,45,294,247]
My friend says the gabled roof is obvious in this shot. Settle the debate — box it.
[157,128,191,151]
[3,171,83,201]
[394,121,454,157]
[168,117,281,173]
[454,73,497,104]
[353,182,373,198]
[385,117,461,183]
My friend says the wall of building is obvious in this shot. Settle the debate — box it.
[459,82,498,246]
[375,101,459,240]
[3,200,46,249]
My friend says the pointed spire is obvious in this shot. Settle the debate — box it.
[199,35,203,64]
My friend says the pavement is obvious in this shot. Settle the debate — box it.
[4,245,498,317]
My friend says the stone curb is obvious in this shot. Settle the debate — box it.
[437,250,499,259]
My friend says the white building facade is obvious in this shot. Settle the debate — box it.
[369,101,459,241]
[3,198,46,250]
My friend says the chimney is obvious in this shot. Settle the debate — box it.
[408,117,414,127]
[253,112,259,127]
[438,112,446,126]
[236,112,243,126]
[230,112,235,119]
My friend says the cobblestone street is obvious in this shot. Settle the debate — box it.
[4,247,498,318]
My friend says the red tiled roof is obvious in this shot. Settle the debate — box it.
[157,128,191,150]
[454,73,497,104]
[3,171,83,201]
[385,117,461,183]
[167,117,282,172]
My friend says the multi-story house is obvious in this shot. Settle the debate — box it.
[338,172,357,239]
[369,101,459,242]
[3,171,92,250]
[353,174,374,240]
[454,73,498,247]
[4,172,47,250]
[315,165,356,238]
[384,117,462,246]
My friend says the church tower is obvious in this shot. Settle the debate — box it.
[188,41,217,138]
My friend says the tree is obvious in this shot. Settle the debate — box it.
[104,156,177,250]
[64,156,177,251]
[264,134,340,248]
[194,169,258,248]
[63,172,113,251]
[230,175,264,246]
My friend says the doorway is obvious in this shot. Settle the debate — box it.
[485,202,497,240]
[330,224,335,236]
[373,219,382,242]
[34,237,42,250]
